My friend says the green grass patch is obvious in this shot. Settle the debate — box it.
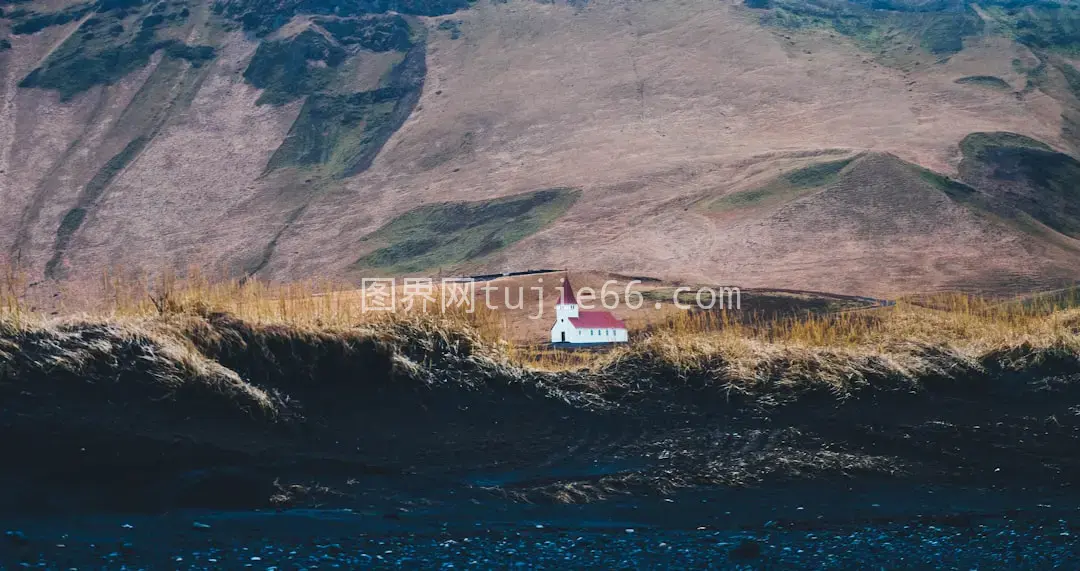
[959,131,1053,159]
[10,3,93,35]
[760,0,983,59]
[213,0,471,36]
[354,188,581,273]
[315,15,413,51]
[18,3,214,100]
[1058,61,1080,100]
[783,156,858,187]
[243,29,348,106]
[955,75,1012,90]
[266,88,400,174]
[981,0,1080,55]
[259,30,426,177]
[243,16,417,106]
[709,156,857,213]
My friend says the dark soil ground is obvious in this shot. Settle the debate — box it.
[2,315,1080,567]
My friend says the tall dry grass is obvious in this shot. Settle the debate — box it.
[2,263,1078,385]
[593,289,1080,391]
[4,265,508,343]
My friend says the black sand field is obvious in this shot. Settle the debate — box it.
[2,314,1080,568]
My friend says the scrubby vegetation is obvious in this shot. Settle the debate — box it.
[783,156,857,187]
[437,19,462,39]
[959,131,1054,157]
[753,0,1080,60]
[315,15,413,51]
[242,16,413,106]
[353,188,581,273]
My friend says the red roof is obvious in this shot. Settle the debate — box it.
[569,311,626,330]
[558,276,578,305]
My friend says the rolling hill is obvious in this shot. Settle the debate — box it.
[1,0,1080,296]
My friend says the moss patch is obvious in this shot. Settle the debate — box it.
[353,188,580,273]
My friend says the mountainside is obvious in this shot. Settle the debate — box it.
[2,0,1080,295]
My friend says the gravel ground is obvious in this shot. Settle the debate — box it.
[4,507,1079,569]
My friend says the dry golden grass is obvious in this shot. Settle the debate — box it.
[3,263,1079,393]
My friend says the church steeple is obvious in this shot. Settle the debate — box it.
[558,274,578,305]
[555,273,579,319]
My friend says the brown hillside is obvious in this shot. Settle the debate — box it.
[0,0,1078,296]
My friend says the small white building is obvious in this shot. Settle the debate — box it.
[550,277,628,345]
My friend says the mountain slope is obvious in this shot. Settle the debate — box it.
[1,0,1079,295]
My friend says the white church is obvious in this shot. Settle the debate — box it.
[550,276,629,345]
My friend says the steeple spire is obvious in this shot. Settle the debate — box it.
[558,273,577,305]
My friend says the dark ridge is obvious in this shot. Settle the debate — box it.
[241,205,307,279]
[957,131,1080,239]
